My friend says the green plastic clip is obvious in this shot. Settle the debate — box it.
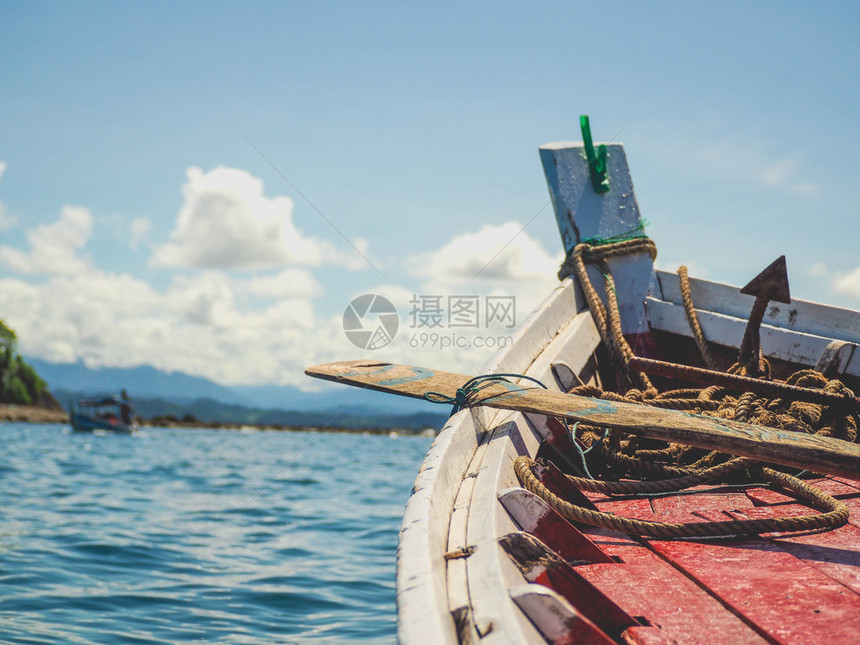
[580,115,609,193]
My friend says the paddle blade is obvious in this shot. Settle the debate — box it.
[306,361,860,479]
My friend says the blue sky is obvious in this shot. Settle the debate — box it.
[1,2,859,387]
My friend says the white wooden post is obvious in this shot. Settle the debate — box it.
[540,141,655,345]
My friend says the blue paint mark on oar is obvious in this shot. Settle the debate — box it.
[376,367,436,386]
[567,398,619,418]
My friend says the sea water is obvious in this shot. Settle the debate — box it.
[0,423,433,644]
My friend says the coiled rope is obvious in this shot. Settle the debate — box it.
[569,236,658,394]
[515,455,849,539]
[513,238,858,538]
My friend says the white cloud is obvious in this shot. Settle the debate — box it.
[0,205,92,275]
[129,217,151,249]
[409,222,561,288]
[808,263,828,278]
[151,166,326,269]
[244,268,321,300]
[353,223,565,374]
[408,223,561,338]
[0,210,566,387]
[342,237,375,271]
[0,266,325,386]
[166,272,236,326]
[834,266,860,300]
[0,163,368,386]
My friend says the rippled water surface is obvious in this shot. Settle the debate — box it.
[0,423,432,644]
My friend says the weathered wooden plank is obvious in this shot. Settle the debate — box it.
[408,280,583,643]
[522,309,603,388]
[650,492,755,520]
[654,270,860,345]
[471,423,553,642]
[452,287,621,643]
[769,522,860,594]
[575,558,770,644]
[620,625,685,645]
[746,486,798,507]
[831,476,860,493]
[398,277,595,644]
[519,308,604,475]
[805,477,860,498]
[396,411,479,645]
[725,504,860,594]
[585,497,657,523]
[446,439,482,617]
[306,360,860,478]
[499,531,637,636]
[731,505,827,520]
[837,497,860,530]
[483,279,582,377]
[582,491,860,641]
[651,538,860,643]
[556,524,772,643]
[645,297,860,378]
[498,487,612,565]
[509,585,616,645]
[637,488,860,642]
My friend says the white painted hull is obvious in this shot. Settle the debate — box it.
[398,278,594,643]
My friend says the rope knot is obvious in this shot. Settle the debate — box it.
[423,373,548,416]
[423,387,471,412]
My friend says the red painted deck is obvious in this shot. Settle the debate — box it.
[507,474,860,644]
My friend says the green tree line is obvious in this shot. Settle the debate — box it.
[0,320,48,406]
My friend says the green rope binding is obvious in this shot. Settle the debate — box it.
[424,373,548,416]
[579,220,650,248]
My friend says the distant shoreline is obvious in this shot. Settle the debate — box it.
[0,404,68,424]
[0,405,435,435]
[142,419,435,435]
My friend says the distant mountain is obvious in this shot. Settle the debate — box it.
[26,358,252,405]
[25,357,444,416]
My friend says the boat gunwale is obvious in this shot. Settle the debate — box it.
[396,278,583,642]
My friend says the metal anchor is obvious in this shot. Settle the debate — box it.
[737,255,791,375]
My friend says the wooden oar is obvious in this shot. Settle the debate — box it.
[305,360,860,479]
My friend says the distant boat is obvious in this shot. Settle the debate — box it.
[70,391,137,434]
[308,119,860,643]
